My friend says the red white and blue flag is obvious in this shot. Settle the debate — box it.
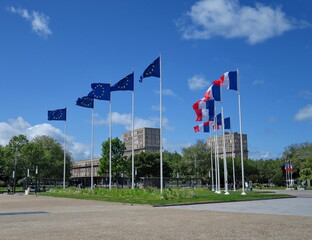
[204,84,221,102]
[195,108,214,122]
[213,71,238,91]
[213,114,231,129]
[193,99,214,111]
[285,163,293,172]
[194,121,210,132]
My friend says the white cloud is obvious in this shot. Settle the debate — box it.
[0,117,89,161]
[249,150,279,160]
[95,112,174,131]
[7,6,52,38]
[188,75,210,90]
[151,105,166,112]
[267,117,276,123]
[163,139,192,153]
[299,90,312,100]
[154,89,177,97]
[294,104,312,122]
[177,0,305,44]
[252,80,264,86]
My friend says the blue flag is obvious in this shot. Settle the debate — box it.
[139,57,160,82]
[76,96,94,108]
[110,73,134,91]
[88,83,110,101]
[48,108,66,121]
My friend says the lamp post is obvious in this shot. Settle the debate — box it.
[26,168,29,190]
[35,166,38,194]
[13,149,20,194]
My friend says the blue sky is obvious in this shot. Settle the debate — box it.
[0,0,311,161]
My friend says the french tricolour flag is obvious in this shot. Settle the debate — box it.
[194,122,210,132]
[204,84,221,102]
[213,71,238,91]
[193,99,214,111]
[195,108,214,122]
[214,114,231,129]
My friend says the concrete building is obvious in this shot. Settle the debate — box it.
[206,132,248,159]
[122,127,160,157]
[70,159,103,185]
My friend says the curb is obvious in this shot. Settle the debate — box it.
[153,195,296,207]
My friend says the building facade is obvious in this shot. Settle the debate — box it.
[206,132,248,159]
[71,158,100,178]
[70,127,161,182]
[122,127,160,157]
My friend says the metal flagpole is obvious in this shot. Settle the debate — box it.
[285,161,288,188]
[160,54,163,194]
[231,129,236,191]
[210,131,215,191]
[131,72,135,189]
[289,161,293,187]
[214,103,221,194]
[90,106,94,189]
[216,129,221,193]
[220,88,230,195]
[63,119,67,189]
[109,94,112,190]
[237,69,246,195]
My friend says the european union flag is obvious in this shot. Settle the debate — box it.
[110,73,134,91]
[88,83,110,101]
[48,108,66,121]
[76,96,94,108]
[139,57,160,82]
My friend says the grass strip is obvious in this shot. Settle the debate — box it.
[39,187,292,206]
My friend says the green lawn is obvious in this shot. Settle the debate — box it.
[39,187,292,206]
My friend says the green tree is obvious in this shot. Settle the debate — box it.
[31,136,71,179]
[98,138,130,184]
[0,135,71,185]
[134,152,172,179]
[299,168,312,182]
[180,140,212,182]
[163,151,182,177]
[283,142,312,179]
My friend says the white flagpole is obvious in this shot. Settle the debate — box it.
[131,72,135,189]
[214,103,221,194]
[214,126,218,193]
[231,129,236,191]
[220,87,230,195]
[63,119,67,189]
[216,130,221,193]
[289,162,293,187]
[285,161,288,188]
[210,131,215,191]
[109,94,112,190]
[237,69,246,195]
[160,54,163,194]
[91,106,94,189]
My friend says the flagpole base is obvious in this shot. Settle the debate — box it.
[224,191,230,195]
[215,191,221,194]
[241,191,247,195]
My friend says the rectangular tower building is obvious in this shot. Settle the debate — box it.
[122,127,160,157]
[206,132,248,159]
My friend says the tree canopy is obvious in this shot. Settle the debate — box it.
[0,135,71,185]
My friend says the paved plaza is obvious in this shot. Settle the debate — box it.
[0,190,311,240]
